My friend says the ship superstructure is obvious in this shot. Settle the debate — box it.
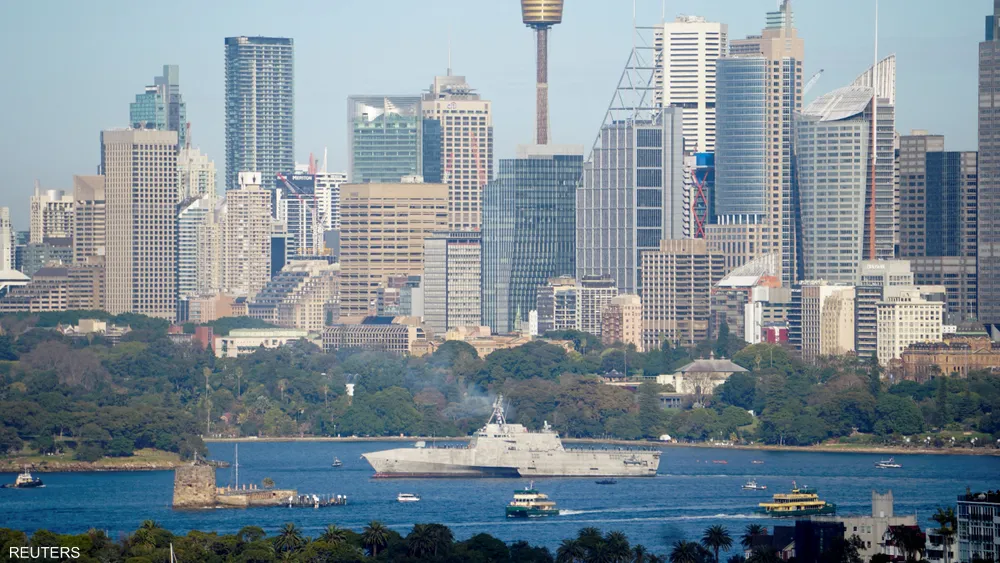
[362,396,660,478]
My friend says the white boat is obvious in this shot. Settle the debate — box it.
[875,457,901,469]
[742,479,767,491]
[397,493,421,503]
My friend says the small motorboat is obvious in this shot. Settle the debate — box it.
[1,467,44,489]
[875,457,901,469]
[751,460,764,465]
[742,479,767,491]
[332,457,343,468]
[397,493,420,503]
[712,460,728,465]
[595,479,618,485]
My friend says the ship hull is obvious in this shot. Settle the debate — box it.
[363,447,660,478]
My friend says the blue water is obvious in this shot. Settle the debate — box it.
[1,442,995,556]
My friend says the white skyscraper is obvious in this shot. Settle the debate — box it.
[654,15,728,154]
[177,196,215,299]
[221,172,271,298]
[314,171,347,231]
[101,129,178,320]
[421,73,493,231]
[0,207,13,271]
[29,184,75,244]
[178,147,217,201]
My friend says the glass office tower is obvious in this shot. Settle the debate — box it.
[130,65,187,148]
[481,145,583,334]
[347,96,422,184]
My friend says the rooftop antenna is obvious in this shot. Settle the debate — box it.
[322,147,328,174]
[447,27,452,76]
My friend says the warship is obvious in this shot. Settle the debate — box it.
[362,396,661,478]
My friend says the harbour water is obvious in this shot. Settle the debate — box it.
[1,441,996,556]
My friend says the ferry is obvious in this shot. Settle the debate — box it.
[1,467,44,489]
[756,482,836,517]
[875,457,901,469]
[506,483,559,518]
[742,479,767,491]
[397,493,420,503]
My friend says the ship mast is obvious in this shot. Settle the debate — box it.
[488,394,507,427]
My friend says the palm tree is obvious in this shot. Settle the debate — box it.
[319,524,347,546]
[140,520,160,531]
[407,524,434,558]
[632,544,648,563]
[362,520,389,557]
[273,523,304,553]
[426,523,454,556]
[557,538,587,563]
[604,530,631,562]
[669,540,703,563]
[701,525,733,563]
[740,524,767,549]
[726,556,746,563]
[578,527,604,550]
[237,525,266,543]
[932,506,957,563]
[888,525,926,562]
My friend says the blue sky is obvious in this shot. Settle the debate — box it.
[0,0,985,228]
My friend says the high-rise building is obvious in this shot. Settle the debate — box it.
[898,131,946,257]
[711,0,804,283]
[274,172,323,257]
[576,110,684,294]
[347,96,423,184]
[0,208,12,271]
[220,172,272,298]
[101,129,178,320]
[224,36,294,190]
[898,132,978,322]
[979,2,1000,334]
[314,171,347,232]
[535,275,578,335]
[800,282,855,363]
[176,196,215,300]
[72,175,105,265]
[641,239,725,349]
[423,231,481,334]
[421,74,493,231]
[855,260,915,359]
[602,294,643,351]
[653,16,728,154]
[481,145,582,334]
[338,181,448,319]
[576,276,618,337]
[129,65,187,149]
[877,286,944,366]
[29,184,74,244]
[177,147,216,201]
[797,59,896,285]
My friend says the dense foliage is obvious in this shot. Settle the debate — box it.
[2,311,998,462]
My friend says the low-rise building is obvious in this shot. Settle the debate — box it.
[57,319,132,345]
[654,356,748,398]
[322,317,426,355]
[877,286,945,366]
[801,282,855,362]
[601,294,643,351]
[812,490,916,562]
[899,334,1000,381]
[214,328,311,358]
[957,489,1000,563]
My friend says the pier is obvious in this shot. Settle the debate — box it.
[286,494,348,508]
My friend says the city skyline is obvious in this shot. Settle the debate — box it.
[0,0,983,227]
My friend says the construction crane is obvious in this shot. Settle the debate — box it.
[803,69,825,97]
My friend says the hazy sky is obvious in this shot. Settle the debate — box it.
[0,0,984,228]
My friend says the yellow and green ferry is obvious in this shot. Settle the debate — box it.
[756,482,836,517]
[505,483,559,518]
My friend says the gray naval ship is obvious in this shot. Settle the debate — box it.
[362,396,660,478]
